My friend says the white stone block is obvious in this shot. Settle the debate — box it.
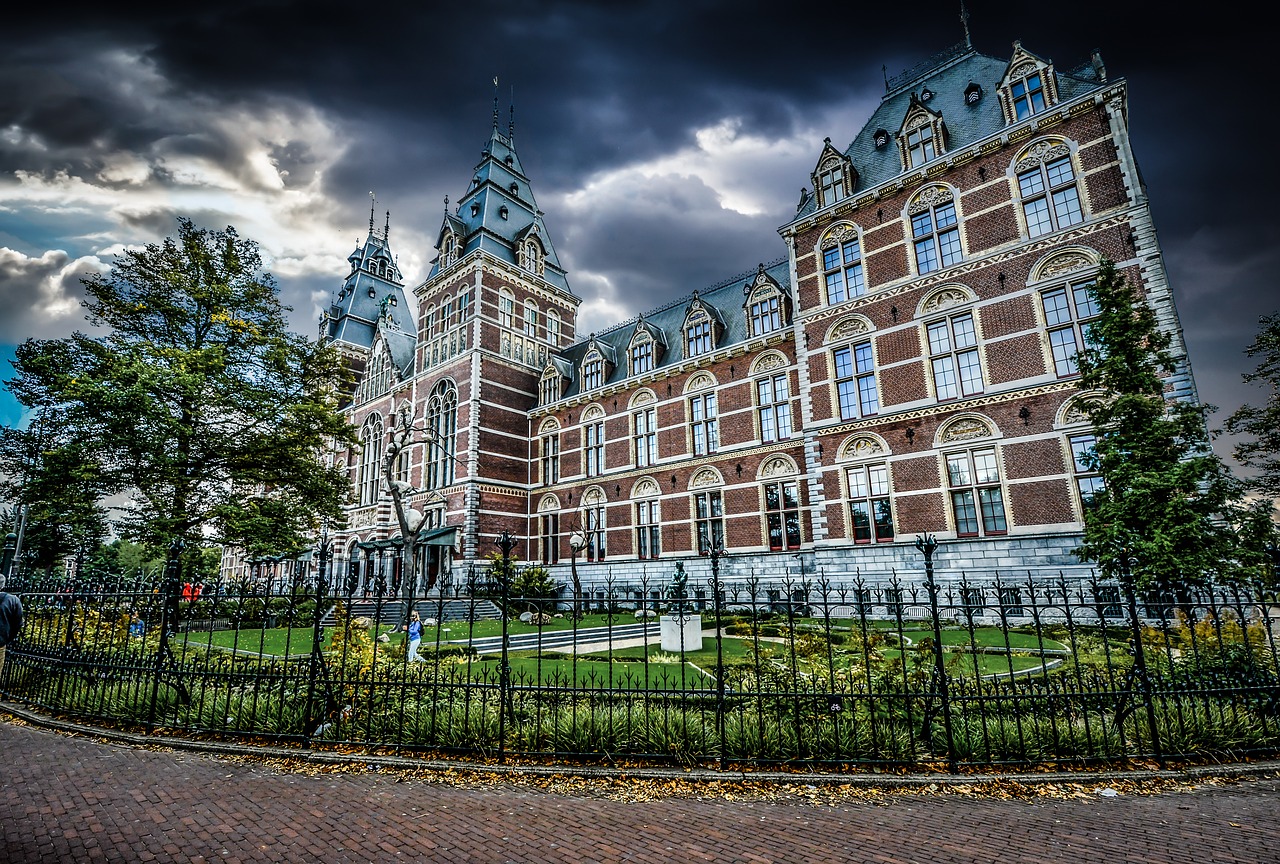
[660,614,703,652]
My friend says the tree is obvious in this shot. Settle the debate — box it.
[1227,312,1280,499]
[1073,259,1240,588]
[1,218,355,557]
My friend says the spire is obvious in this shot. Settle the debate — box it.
[508,85,515,138]
[368,191,376,234]
[960,0,972,48]
[492,76,500,130]
[384,210,391,243]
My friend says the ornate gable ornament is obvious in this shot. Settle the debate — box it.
[685,371,716,392]
[759,455,799,478]
[690,467,723,489]
[811,138,856,207]
[907,184,954,215]
[819,222,858,250]
[630,388,656,408]
[582,404,605,422]
[838,434,889,461]
[1014,137,1072,173]
[632,477,660,498]
[744,263,786,302]
[997,40,1060,125]
[538,494,561,513]
[938,415,995,444]
[825,314,874,344]
[918,285,976,316]
[1030,246,1100,283]
[583,486,607,506]
[538,416,560,434]
[1055,391,1106,428]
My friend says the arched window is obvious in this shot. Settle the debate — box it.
[685,309,713,357]
[358,415,384,506]
[441,232,459,268]
[425,381,457,490]
[1015,141,1084,237]
[546,311,561,346]
[909,187,961,274]
[820,225,864,305]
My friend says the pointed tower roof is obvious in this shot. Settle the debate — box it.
[324,204,416,351]
[429,106,572,294]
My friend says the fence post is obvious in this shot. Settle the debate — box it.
[147,539,183,732]
[495,530,517,764]
[1119,548,1163,767]
[708,543,727,771]
[916,534,957,772]
[304,530,332,744]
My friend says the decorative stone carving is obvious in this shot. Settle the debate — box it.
[920,287,973,315]
[940,417,993,442]
[820,223,857,249]
[583,487,606,505]
[751,352,787,374]
[840,436,886,460]
[690,468,722,489]
[538,495,560,512]
[827,315,872,342]
[908,185,954,215]
[687,372,715,391]
[1037,250,1096,281]
[582,404,604,421]
[1009,61,1039,80]
[539,417,560,433]
[633,478,660,497]
[1014,139,1071,173]
[760,456,797,478]
[351,508,376,529]
[631,390,655,407]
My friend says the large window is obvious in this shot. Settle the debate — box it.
[540,513,559,565]
[633,408,657,468]
[425,381,457,490]
[834,341,878,420]
[757,373,792,443]
[524,304,539,337]
[636,500,660,559]
[585,504,606,561]
[823,238,865,304]
[690,393,718,456]
[358,415,383,506]
[541,433,560,485]
[1069,433,1105,511]
[546,311,561,346]
[582,356,604,390]
[1042,280,1098,376]
[817,163,847,207]
[1020,156,1084,237]
[631,339,654,375]
[498,292,514,328]
[764,481,801,552]
[584,421,605,477]
[912,201,961,274]
[749,294,782,335]
[694,490,724,554]
[686,317,713,357]
[946,448,1007,536]
[847,464,894,543]
[1011,71,1046,120]
[905,124,936,167]
[927,313,982,400]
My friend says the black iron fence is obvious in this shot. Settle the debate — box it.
[2,558,1278,771]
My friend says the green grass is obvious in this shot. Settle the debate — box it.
[179,626,330,656]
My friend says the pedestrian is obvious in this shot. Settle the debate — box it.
[128,610,146,639]
[0,584,24,680]
[403,610,423,662]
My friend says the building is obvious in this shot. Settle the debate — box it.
[311,36,1195,602]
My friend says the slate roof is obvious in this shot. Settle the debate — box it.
[790,44,1108,222]
[325,227,415,352]
[428,122,572,294]
[551,257,791,400]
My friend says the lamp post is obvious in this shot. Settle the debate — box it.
[568,529,586,620]
[494,529,518,762]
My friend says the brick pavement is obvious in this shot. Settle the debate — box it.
[1,719,1277,864]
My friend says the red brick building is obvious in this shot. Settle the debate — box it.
[315,38,1195,598]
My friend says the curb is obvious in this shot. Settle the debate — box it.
[4,699,1280,788]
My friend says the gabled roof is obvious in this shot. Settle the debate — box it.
[325,222,413,352]
[788,43,1108,223]
[553,257,791,400]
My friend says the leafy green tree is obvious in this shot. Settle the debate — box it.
[1073,260,1239,588]
[1227,312,1280,499]
[2,218,355,557]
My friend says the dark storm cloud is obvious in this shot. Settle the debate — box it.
[0,0,1276,466]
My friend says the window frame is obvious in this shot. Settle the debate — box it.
[636,499,661,559]
[1019,155,1084,237]
[584,421,605,478]
[756,372,793,443]
[846,462,895,544]
[763,479,802,552]
[541,432,560,485]
[1042,279,1098,377]
[540,512,559,565]
[690,392,719,456]
[633,407,658,468]
[926,312,983,401]
[694,490,724,555]
[822,237,865,305]
[911,200,962,274]
[833,340,879,420]
[945,447,1008,537]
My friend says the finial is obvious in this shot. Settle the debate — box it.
[509,85,515,138]
[882,64,889,91]
[960,0,972,48]
[368,191,376,233]
[492,76,500,128]
[444,194,449,214]
[384,210,390,243]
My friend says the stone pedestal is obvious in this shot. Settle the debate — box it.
[660,614,703,652]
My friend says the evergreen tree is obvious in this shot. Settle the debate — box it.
[1073,260,1238,588]
[1226,312,1280,499]
[1,219,355,557]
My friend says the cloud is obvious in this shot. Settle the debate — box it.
[0,247,105,342]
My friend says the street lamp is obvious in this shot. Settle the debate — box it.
[568,529,586,620]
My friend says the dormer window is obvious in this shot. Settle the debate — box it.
[873,129,890,149]
[630,333,654,375]
[811,141,854,208]
[906,124,936,167]
[1011,71,1046,120]
[441,232,458,268]
[964,82,983,105]
[920,87,934,102]
[897,98,946,172]
[582,352,604,390]
[470,202,480,217]
[509,182,519,196]
[518,237,545,275]
[540,367,562,405]
[743,265,789,335]
[818,163,846,207]
[686,311,713,357]
[499,205,509,220]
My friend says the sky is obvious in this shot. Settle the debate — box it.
[0,1,1275,467]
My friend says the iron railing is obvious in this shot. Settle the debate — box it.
[2,556,1278,771]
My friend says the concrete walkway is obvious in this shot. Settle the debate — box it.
[2,717,1277,863]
